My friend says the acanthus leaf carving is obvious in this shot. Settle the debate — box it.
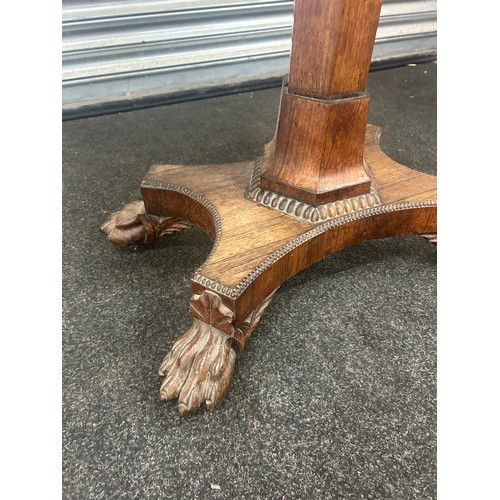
[101,200,192,247]
[189,291,235,336]
[159,289,277,414]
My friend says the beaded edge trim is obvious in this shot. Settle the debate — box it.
[142,180,436,300]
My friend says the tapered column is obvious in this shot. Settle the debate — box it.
[260,0,383,206]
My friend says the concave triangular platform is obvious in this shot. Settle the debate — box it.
[102,124,436,415]
[141,125,435,321]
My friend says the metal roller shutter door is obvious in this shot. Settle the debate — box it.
[62,0,437,117]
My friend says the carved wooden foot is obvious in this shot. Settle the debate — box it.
[159,289,276,415]
[102,126,436,414]
[101,200,192,247]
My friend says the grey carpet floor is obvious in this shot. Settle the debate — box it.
[63,62,436,499]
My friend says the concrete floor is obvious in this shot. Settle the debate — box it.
[63,62,436,499]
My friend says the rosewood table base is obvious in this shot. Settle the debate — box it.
[101,124,437,415]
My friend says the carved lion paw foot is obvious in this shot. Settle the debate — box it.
[101,200,191,247]
[159,289,276,415]
[159,319,237,415]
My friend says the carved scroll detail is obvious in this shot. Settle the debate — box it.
[159,289,276,415]
[101,200,192,247]
[248,158,381,222]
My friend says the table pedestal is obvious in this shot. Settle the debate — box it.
[102,0,437,415]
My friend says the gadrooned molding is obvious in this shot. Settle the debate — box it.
[247,157,382,222]
[142,176,436,300]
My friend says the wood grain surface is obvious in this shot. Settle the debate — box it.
[101,0,436,414]
[259,0,384,205]
[288,0,383,98]
[141,125,436,323]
